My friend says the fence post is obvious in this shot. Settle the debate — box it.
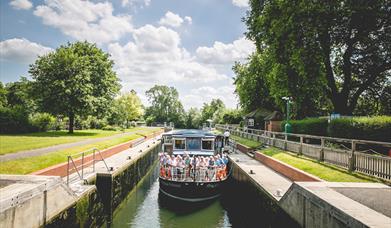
[349,140,356,172]
[319,138,325,162]
[272,133,276,147]
[284,133,288,150]
[299,136,303,155]
[67,156,70,185]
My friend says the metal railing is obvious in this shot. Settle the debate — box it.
[216,124,391,182]
[159,165,228,182]
[67,148,110,185]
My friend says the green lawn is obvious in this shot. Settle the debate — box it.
[231,135,262,149]
[231,135,378,183]
[0,127,154,155]
[0,128,161,174]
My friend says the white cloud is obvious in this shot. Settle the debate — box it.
[34,0,133,44]
[107,24,229,108]
[122,0,151,7]
[232,0,249,8]
[9,0,33,10]
[181,86,237,109]
[0,38,53,63]
[184,16,192,25]
[158,11,191,28]
[196,37,254,65]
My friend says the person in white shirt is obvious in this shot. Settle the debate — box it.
[224,130,230,146]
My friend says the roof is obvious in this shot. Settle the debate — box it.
[244,108,273,119]
[264,111,283,121]
[163,129,216,138]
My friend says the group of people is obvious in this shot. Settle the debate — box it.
[159,152,229,182]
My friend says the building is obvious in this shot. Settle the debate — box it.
[243,108,273,129]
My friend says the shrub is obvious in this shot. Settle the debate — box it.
[0,106,32,133]
[29,113,56,132]
[101,125,120,131]
[328,116,391,142]
[281,118,328,136]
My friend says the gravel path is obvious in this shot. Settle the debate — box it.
[0,129,150,162]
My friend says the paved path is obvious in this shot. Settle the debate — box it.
[0,129,152,162]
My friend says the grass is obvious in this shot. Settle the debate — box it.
[0,127,152,155]
[232,135,379,183]
[0,128,162,175]
[230,135,262,149]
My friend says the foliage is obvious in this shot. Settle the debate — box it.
[281,118,329,136]
[109,90,143,127]
[328,116,391,142]
[221,109,243,124]
[144,85,185,127]
[0,82,7,108]
[0,106,31,133]
[101,125,121,131]
[29,41,121,133]
[184,107,201,129]
[243,0,391,115]
[200,99,225,125]
[29,112,56,132]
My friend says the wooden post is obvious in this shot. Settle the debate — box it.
[349,140,356,172]
[272,133,276,147]
[319,138,325,162]
[299,136,303,155]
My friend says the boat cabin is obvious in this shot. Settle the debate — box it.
[161,129,223,156]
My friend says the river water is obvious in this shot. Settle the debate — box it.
[111,162,297,228]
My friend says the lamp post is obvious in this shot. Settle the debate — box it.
[282,96,292,133]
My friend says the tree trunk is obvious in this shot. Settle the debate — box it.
[68,113,74,134]
[332,94,352,115]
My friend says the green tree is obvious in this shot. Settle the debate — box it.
[0,82,7,108]
[184,107,201,129]
[145,85,185,127]
[245,0,391,115]
[200,99,225,124]
[29,41,120,133]
[110,90,143,127]
[5,77,35,111]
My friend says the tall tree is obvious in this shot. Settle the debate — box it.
[29,41,120,133]
[245,0,391,115]
[200,99,225,124]
[145,85,185,127]
[184,107,201,129]
[112,90,143,127]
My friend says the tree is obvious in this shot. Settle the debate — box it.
[29,41,120,133]
[145,85,185,127]
[200,99,225,124]
[184,107,201,129]
[245,0,391,115]
[110,90,143,127]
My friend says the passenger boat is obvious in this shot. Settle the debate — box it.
[159,129,228,202]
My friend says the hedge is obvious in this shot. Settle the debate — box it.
[281,118,328,136]
[328,116,391,142]
[281,116,391,142]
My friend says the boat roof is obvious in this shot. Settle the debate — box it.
[163,129,216,138]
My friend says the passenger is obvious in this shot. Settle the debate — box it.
[166,155,172,179]
[208,156,215,181]
[184,155,191,179]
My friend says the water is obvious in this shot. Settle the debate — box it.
[111,162,297,228]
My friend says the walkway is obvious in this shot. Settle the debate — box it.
[0,129,152,162]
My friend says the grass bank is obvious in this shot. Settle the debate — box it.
[0,128,161,175]
[232,135,378,183]
[0,127,149,155]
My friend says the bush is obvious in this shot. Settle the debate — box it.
[282,118,328,136]
[328,116,391,142]
[29,113,56,132]
[101,125,120,131]
[0,106,32,133]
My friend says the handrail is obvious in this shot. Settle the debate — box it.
[66,147,111,185]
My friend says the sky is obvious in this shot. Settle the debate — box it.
[0,0,254,110]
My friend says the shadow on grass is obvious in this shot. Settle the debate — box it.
[1,131,101,138]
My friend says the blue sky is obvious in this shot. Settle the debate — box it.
[0,0,254,109]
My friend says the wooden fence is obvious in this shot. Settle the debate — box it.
[216,124,391,182]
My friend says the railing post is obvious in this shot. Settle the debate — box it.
[272,133,275,147]
[67,156,70,185]
[81,152,84,179]
[299,136,303,155]
[93,149,96,172]
[319,138,325,162]
[349,140,356,172]
[284,133,288,150]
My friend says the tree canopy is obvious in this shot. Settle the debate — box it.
[237,0,391,117]
[145,85,185,127]
[29,41,120,133]
[109,90,143,127]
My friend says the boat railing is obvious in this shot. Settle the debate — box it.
[159,165,227,182]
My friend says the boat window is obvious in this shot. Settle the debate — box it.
[174,139,186,150]
[186,138,201,150]
[202,140,214,150]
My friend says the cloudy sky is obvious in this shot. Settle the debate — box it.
[0,0,254,109]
